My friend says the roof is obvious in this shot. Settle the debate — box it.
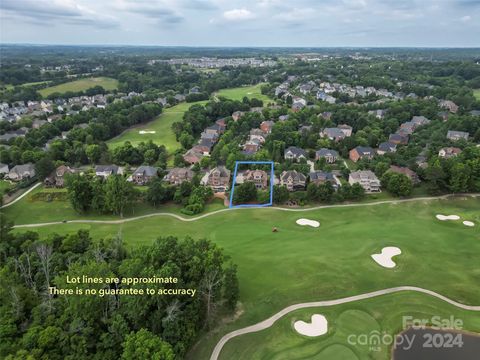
[211,166,231,178]
[316,148,338,157]
[280,170,307,181]
[95,165,119,173]
[285,146,307,157]
[10,163,35,174]
[310,171,334,181]
[447,130,469,139]
[349,170,379,181]
[378,142,397,152]
[133,166,157,177]
[354,146,375,156]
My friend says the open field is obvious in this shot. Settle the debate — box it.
[216,83,272,103]
[474,89,480,101]
[107,100,207,152]
[38,77,118,97]
[6,192,480,359]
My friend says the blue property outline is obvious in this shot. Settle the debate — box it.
[229,161,274,208]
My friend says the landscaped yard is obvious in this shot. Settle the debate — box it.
[0,179,12,193]
[107,100,208,152]
[216,83,272,103]
[38,77,118,97]
[6,193,480,359]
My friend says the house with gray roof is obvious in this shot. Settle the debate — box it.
[95,165,122,178]
[284,146,307,162]
[377,142,397,155]
[348,170,381,193]
[8,163,35,181]
[315,148,339,163]
[130,166,158,185]
[280,170,307,191]
[447,130,469,141]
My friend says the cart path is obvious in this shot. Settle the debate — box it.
[1,182,41,209]
[11,193,480,228]
[210,286,480,360]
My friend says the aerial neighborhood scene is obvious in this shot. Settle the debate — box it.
[0,1,479,359]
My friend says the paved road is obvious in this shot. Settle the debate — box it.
[11,193,480,228]
[1,182,41,209]
[210,286,480,360]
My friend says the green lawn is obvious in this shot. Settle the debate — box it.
[216,83,272,103]
[38,77,118,97]
[0,180,12,193]
[107,100,208,152]
[6,193,480,359]
[474,89,480,101]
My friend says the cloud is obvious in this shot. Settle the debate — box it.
[181,0,217,10]
[115,0,184,24]
[223,8,256,21]
[274,8,315,22]
[0,0,118,28]
[460,15,472,21]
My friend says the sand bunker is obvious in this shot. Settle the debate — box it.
[436,214,460,221]
[139,130,156,134]
[294,314,328,337]
[463,221,475,227]
[296,218,320,228]
[371,247,402,269]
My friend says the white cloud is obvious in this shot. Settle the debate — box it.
[274,8,315,21]
[223,8,255,21]
[460,15,471,22]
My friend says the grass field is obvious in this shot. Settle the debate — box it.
[0,180,12,193]
[38,77,118,97]
[474,89,480,101]
[6,190,480,359]
[216,83,272,103]
[107,101,207,152]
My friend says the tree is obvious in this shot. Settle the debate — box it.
[383,172,413,197]
[35,156,55,180]
[146,178,167,207]
[104,175,135,217]
[85,144,102,164]
[66,173,93,213]
[121,329,174,360]
[223,263,239,311]
[273,185,289,204]
[233,182,257,204]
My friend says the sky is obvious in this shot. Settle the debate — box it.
[0,0,479,47]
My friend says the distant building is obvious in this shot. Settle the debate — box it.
[377,142,397,155]
[309,171,340,189]
[44,165,74,188]
[439,100,459,113]
[279,170,306,191]
[315,148,338,163]
[447,130,469,141]
[205,166,231,192]
[236,169,269,190]
[438,147,462,159]
[389,133,409,145]
[130,166,158,185]
[284,146,307,162]
[388,165,420,184]
[260,120,274,134]
[164,167,194,185]
[349,146,375,162]
[95,165,122,178]
[183,149,204,164]
[8,163,36,181]
[348,170,381,193]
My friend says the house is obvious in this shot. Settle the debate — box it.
[237,169,269,190]
[447,130,469,141]
[189,86,201,94]
[32,119,48,129]
[309,171,339,189]
[439,100,459,113]
[315,148,338,163]
[411,116,431,127]
[349,146,375,162]
[194,139,215,155]
[278,114,289,121]
[204,123,225,136]
[338,124,353,137]
[284,146,307,162]
[321,128,346,142]
[164,168,194,185]
[242,139,261,154]
[174,94,186,102]
[232,111,244,121]
[44,165,74,187]
[95,165,122,178]
[183,149,203,164]
[377,142,397,155]
[291,101,305,112]
[0,163,9,175]
[368,109,387,119]
[130,166,158,185]
[438,147,462,159]
[8,163,36,181]
[388,165,420,184]
[399,122,416,135]
[438,111,449,122]
[205,166,231,192]
[348,170,381,193]
[389,133,409,145]
[260,120,274,134]
[280,170,307,191]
